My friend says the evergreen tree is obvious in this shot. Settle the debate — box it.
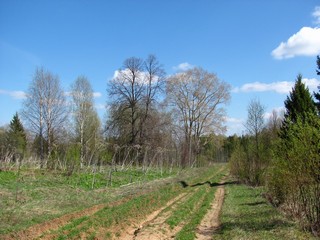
[314,55,320,113]
[280,74,317,138]
[6,113,27,160]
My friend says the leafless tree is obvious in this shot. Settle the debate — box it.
[140,55,166,144]
[266,109,283,138]
[245,98,266,151]
[70,76,97,168]
[108,57,144,145]
[107,55,165,146]
[166,67,230,166]
[22,67,68,167]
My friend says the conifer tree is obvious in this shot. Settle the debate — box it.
[6,112,27,160]
[280,74,316,138]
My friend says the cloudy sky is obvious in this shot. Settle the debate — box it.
[1,1,320,135]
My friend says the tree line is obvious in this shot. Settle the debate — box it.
[229,57,320,236]
[0,55,231,172]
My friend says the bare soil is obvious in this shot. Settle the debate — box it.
[196,183,225,239]
[118,192,188,240]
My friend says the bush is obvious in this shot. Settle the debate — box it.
[268,114,320,235]
[229,135,270,186]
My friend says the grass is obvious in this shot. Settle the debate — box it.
[175,168,226,239]
[53,183,182,239]
[54,164,228,239]
[0,166,178,235]
[165,164,226,230]
[166,187,206,228]
[215,177,317,240]
[0,163,229,238]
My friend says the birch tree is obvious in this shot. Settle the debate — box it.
[70,76,98,168]
[22,67,68,167]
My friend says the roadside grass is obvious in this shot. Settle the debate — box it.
[215,177,317,240]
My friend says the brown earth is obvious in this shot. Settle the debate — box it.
[196,182,225,239]
[118,192,189,240]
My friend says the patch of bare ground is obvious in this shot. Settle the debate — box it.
[115,192,188,240]
[196,180,226,240]
[124,189,209,240]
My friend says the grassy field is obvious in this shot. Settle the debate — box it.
[215,176,317,240]
[0,166,178,234]
[1,164,316,239]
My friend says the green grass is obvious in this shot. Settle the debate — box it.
[0,166,178,235]
[215,178,317,240]
[166,187,206,228]
[175,168,226,239]
[175,187,216,240]
[53,183,181,239]
[0,164,228,238]
[165,164,227,230]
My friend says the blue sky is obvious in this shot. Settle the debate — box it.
[1,1,320,135]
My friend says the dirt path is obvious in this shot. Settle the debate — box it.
[119,168,227,240]
[195,182,225,239]
[118,192,189,240]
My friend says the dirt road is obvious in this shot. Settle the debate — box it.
[2,165,227,240]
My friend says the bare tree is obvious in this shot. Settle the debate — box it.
[108,57,144,145]
[166,67,230,166]
[70,76,97,168]
[266,109,283,138]
[140,55,166,144]
[107,55,165,146]
[22,67,68,167]
[245,98,266,151]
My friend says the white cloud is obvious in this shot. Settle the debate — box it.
[112,69,159,85]
[93,92,102,98]
[225,117,244,124]
[95,103,105,110]
[264,107,285,120]
[225,117,245,136]
[173,62,194,72]
[233,78,320,94]
[271,27,320,59]
[0,89,26,99]
[312,6,320,25]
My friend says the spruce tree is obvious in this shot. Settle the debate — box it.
[6,113,27,160]
[280,74,317,138]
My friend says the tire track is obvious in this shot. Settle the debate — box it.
[196,180,226,239]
